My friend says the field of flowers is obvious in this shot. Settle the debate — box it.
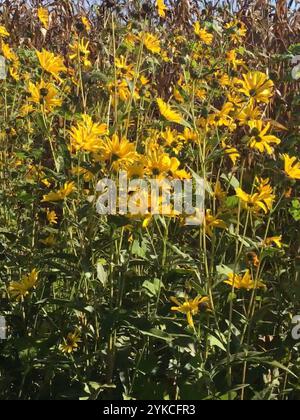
[0,0,299,401]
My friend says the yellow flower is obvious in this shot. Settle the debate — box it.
[157,98,183,124]
[108,79,132,102]
[97,134,137,171]
[263,236,283,248]
[236,178,275,214]
[157,0,167,18]
[36,49,67,81]
[194,22,213,45]
[159,128,183,154]
[208,102,235,128]
[42,182,76,202]
[59,331,81,354]
[248,120,281,155]
[224,270,265,290]
[0,25,9,38]
[69,114,107,153]
[171,296,210,328]
[28,79,62,113]
[225,20,247,44]
[69,38,91,68]
[222,141,240,165]
[237,71,274,104]
[1,42,18,63]
[47,209,58,225]
[282,154,300,180]
[8,269,39,301]
[71,166,94,182]
[115,56,135,80]
[81,16,91,32]
[204,210,227,237]
[141,32,161,54]
[236,104,261,125]
[9,67,20,81]
[226,49,245,70]
[37,7,49,30]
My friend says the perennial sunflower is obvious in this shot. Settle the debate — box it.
[8,269,39,301]
[282,154,300,180]
[224,270,266,290]
[248,120,281,155]
[69,114,107,153]
[237,71,274,104]
[171,296,210,328]
[36,49,67,81]
[28,80,62,113]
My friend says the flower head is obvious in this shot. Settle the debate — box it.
[236,178,275,214]
[0,25,9,38]
[224,270,266,290]
[157,98,183,124]
[141,32,161,54]
[59,331,81,354]
[69,114,107,153]
[156,0,168,18]
[42,182,76,202]
[28,79,62,113]
[237,71,274,104]
[8,269,39,301]
[37,7,49,29]
[36,49,67,81]
[248,120,280,155]
[171,295,210,328]
[282,154,300,180]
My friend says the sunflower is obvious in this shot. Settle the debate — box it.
[225,19,247,44]
[236,71,274,104]
[156,0,167,18]
[28,79,62,113]
[226,49,245,70]
[224,270,266,290]
[115,55,135,80]
[236,104,261,125]
[59,331,81,354]
[204,210,227,237]
[236,178,275,214]
[46,209,58,225]
[97,134,137,171]
[157,98,183,124]
[282,154,300,180]
[1,42,18,63]
[221,140,240,165]
[145,150,172,178]
[263,236,283,248]
[208,102,235,129]
[248,120,281,155]
[0,25,9,38]
[36,49,67,81]
[81,16,91,32]
[194,22,213,45]
[140,32,161,54]
[69,114,107,153]
[42,182,76,202]
[37,7,49,29]
[171,295,210,328]
[69,38,91,68]
[8,269,39,301]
